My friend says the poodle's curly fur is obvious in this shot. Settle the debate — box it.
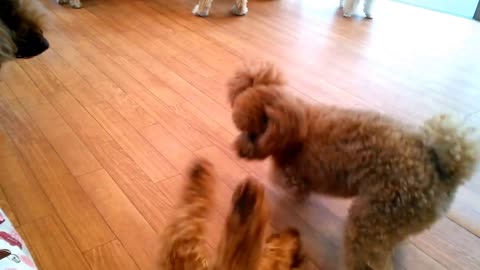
[158,158,304,270]
[228,62,479,270]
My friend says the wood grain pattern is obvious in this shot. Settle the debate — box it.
[0,0,478,269]
[0,83,115,251]
[21,215,91,270]
[77,169,159,270]
[84,240,140,270]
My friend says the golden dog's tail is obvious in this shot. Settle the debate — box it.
[227,62,286,106]
[422,114,479,186]
[181,158,216,216]
[158,158,214,270]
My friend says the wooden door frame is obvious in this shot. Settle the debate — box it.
[475,0,480,20]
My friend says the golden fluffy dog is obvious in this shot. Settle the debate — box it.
[0,0,49,68]
[227,62,479,270]
[158,158,304,270]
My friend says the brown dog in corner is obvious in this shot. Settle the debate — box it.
[0,0,49,68]
[227,62,479,270]
[158,158,304,270]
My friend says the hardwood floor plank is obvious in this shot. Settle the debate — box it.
[140,124,196,173]
[0,87,115,251]
[413,218,480,269]
[0,187,19,227]
[77,169,159,270]
[33,41,178,182]
[89,140,173,232]
[21,215,91,270]
[4,63,102,177]
[0,144,53,225]
[84,240,140,270]
[448,187,480,237]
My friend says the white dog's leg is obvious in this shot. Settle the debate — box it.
[363,0,375,18]
[339,0,344,8]
[231,0,248,16]
[69,0,82,8]
[343,0,359,17]
[193,0,213,17]
[57,0,82,8]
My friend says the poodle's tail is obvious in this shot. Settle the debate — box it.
[227,62,286,105]
[422,114,479,186]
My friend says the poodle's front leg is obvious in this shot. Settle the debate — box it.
[193,0,214,17]
[231,0,248,16]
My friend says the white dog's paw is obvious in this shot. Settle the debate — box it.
[57,0,68,4]
[364,13,373,19]
[231,4,248,16]
[192,4,210,17]
[70,0,82,8]
[343,12,352,17]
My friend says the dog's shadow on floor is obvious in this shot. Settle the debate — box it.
[266,187,412,269]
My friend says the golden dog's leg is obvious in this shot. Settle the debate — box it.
[260,228,304,270]
[158,158,215,270]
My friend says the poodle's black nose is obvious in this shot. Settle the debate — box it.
[15,30,49,59]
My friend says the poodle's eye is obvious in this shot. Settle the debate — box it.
[261,114,268,126]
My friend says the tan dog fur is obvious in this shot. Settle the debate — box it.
[159,158,304,270]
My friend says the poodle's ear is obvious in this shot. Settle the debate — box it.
[227,62,286,106]
[231,88,271,135]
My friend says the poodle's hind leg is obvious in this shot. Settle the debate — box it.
[158,158,215,270]
[342,0,360,17]
[213,178,269,270]
[260,228,304,270]
[363,0,375,18]
[343,197,397,270]
[231,0,248,16]
[193,0,214,17]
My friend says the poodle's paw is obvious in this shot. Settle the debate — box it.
[192,4,210,17]
[234,133,257,159]
[343,12,352,17]
[364,13,373,19]
[231,4,248,16]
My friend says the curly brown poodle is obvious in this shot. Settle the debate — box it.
[158,158,304,270]
[227,62,479,270]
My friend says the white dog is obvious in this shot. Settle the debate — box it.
[193,0,248,17]
[340,0,375,18]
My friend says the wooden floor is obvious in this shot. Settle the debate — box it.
[1,0,479,269]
